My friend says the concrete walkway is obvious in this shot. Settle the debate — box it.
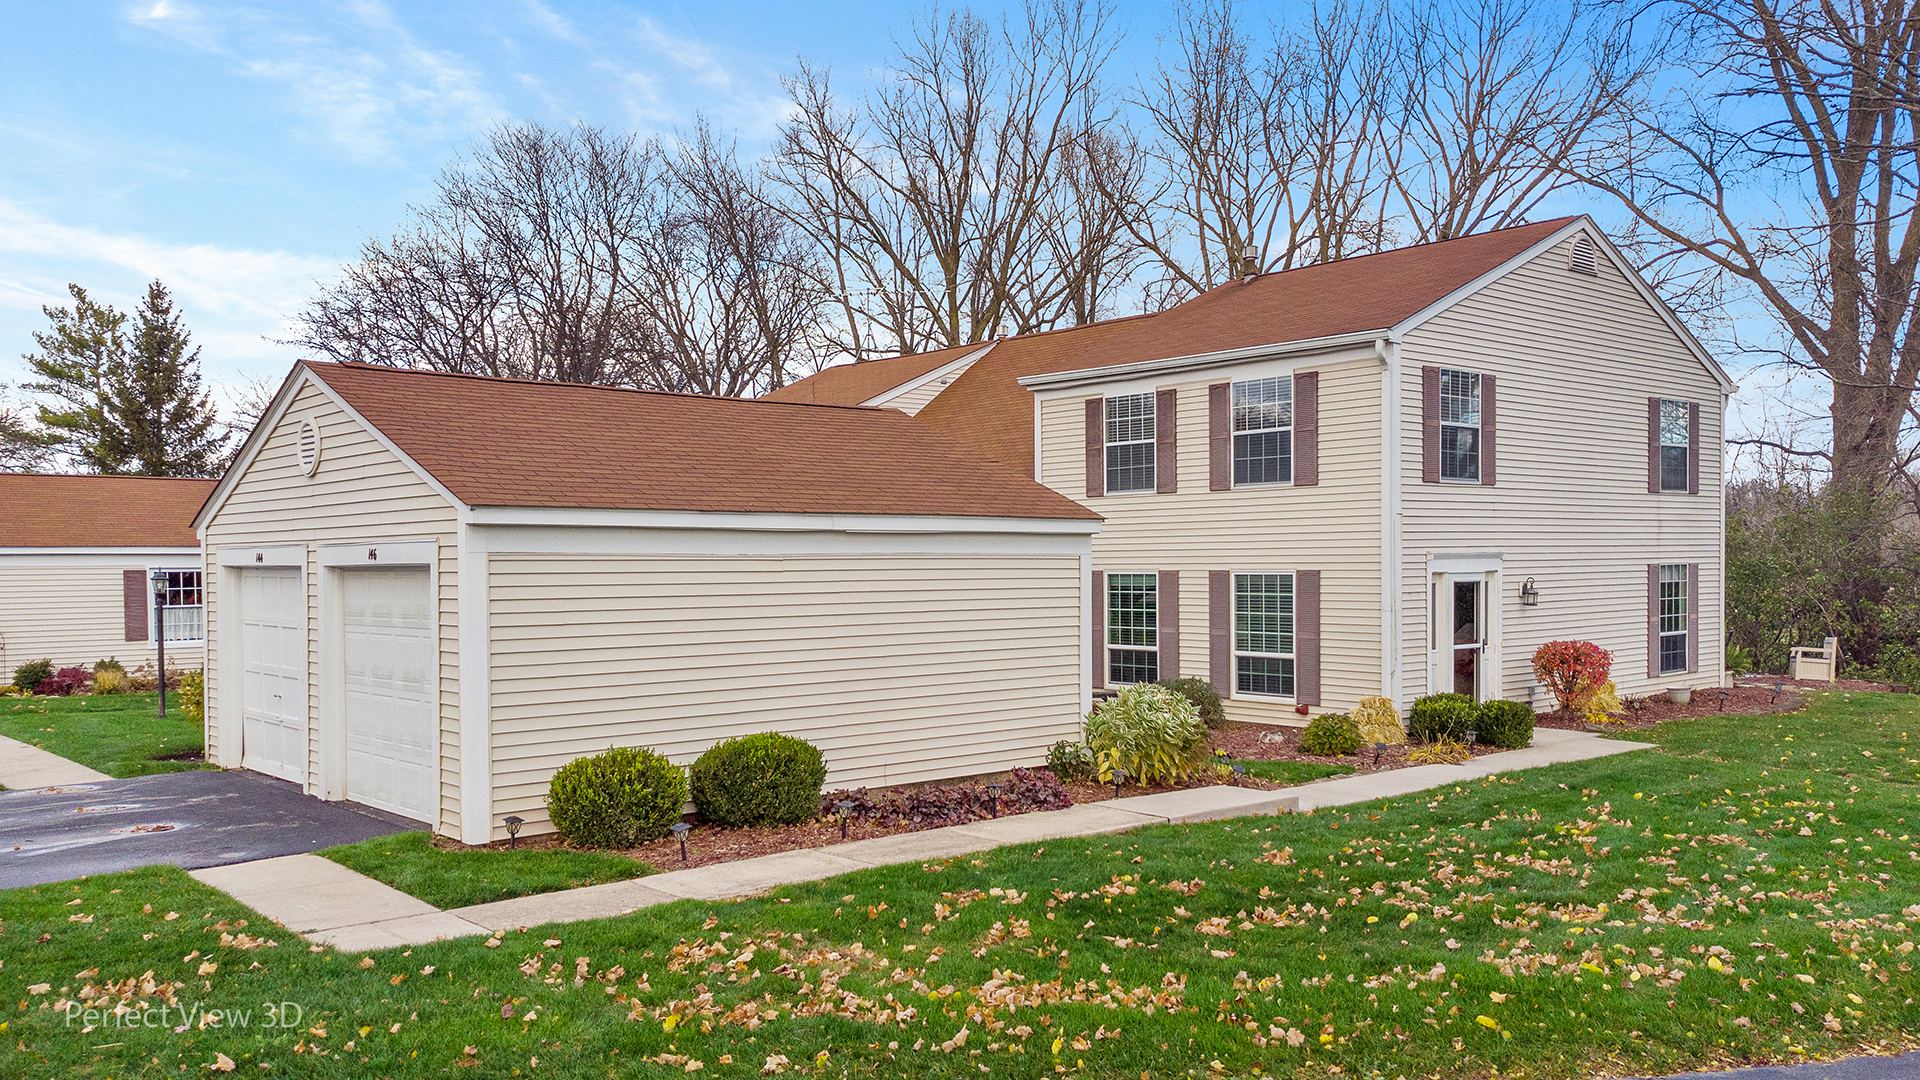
[197,728,1654,952]
[0,732,110,788]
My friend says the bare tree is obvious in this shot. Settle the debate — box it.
[770,0,1130,357]
[0,385,53,473]
[1575,0,1920,500]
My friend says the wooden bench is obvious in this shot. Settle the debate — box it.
[1791,636,1839,684]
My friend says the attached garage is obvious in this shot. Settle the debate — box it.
[196,361,1100,844]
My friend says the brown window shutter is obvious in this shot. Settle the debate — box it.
[1295,569,1321,706]
[1687,402,1701,495]
[1421,367,1441,483]
[1091,569,1105,689]
[1293,371,1319,486]
[1084,398,1104,498]
[1687,563,1701,673]
[124,569,150,642]
[1647,398,1661,494]
[1647,564,1660,679]
[1155,388,1178,493]
[1208,383,1230,491]
[1158,570,1179,676]
[1209,570,1231,697]
[1479,374,1497,486]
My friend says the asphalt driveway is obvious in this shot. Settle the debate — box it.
[1633,1054,1920,1078]
[0,769,421,889]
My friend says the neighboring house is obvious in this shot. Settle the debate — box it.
[194,361,1098,843]
[769,216,1734,724]
[0,473,215,681]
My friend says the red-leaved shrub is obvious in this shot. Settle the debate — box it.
[35,666,92,696]
[1532,640,1613,713]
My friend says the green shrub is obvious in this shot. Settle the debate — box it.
[689,732,827,827]
[93,657,126,676]
[1472,698,1535,749]
[1155,677,1226,729]
[1724,642,1754,678]
[1046,739,1096,782]
[1298,712,1363,756]
[1408,692,1475,742]
[11,659,53,693]
[1084,683,1212,784]
[175,669,205,716]
[545,746,687,849]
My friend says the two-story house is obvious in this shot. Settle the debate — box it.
[769,216,1734,723]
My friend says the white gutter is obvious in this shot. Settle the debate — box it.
[1017,330,1388,392]
[463,506,1102,535]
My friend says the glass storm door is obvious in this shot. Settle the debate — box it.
[1452,579,1484,700]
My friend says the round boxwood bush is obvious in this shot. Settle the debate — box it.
[1155,677,1227,729]
[690,732,828,827]
[1473,698,1536,749]
[1407,692,1475,742]
[545,746,687,849]
[1298,712,1363,756]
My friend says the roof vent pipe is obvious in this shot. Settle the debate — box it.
[1239,243,1261,282]
[996,322,1009,339]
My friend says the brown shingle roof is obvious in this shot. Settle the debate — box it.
[761,342,986,407]
[0,474,215,548]
[302,362,1099,521]
[897,218,1576,473]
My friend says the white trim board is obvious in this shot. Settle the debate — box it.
[465,506,1101,535]
[861,342,995,408]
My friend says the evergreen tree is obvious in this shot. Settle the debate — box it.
[107,281,227,476]
[21,284,129,472]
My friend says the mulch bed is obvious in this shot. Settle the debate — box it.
[1209,721,1506,773]
[1534,682,1809,732]
[1736,673,1900,693]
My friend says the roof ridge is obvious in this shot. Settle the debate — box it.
[0,471,217,482]
[1187,216,1582,297]
[308,360,901,415]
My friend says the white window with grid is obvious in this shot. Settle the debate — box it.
[155,568,205,644]
[1104,393,1156,493]
[1658,563,1688,674]
[1232,376,1292,485]
[1234,573,1294,697]
[1106,573,1158,684]
[1658,399,1690,491]
[1439,369,1481,481]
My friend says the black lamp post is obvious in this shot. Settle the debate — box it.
[149,569,169,718]
[670,821,691,862]
[835,800,855,839]
[503,815,524,849]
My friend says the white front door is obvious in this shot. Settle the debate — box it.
[1431,571,1494,700]
[239,567,306,783]
[341,568,435,823]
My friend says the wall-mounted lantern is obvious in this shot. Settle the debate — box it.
[1519,577,1540,606]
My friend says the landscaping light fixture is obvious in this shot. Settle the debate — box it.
[502,815,524,849]
[1519,577,1539,606]
[1373,742,1386,767]
[670,821,691,862]
[1717,688,1730,713]
[835,799,856,840]
[1111,766,1128,797]
[1772,680,1784,704]
[1231,764,1247,780]
[1464,729,1479,749]
[986,783,1003,819]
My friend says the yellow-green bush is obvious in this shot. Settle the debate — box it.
[1084,683,1212,784]
[175,669,205,716]
[1350,696,1405,745]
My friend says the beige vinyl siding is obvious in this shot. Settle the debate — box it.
[870,353,984,414]
[1036,357,1383,722]
[1398,231,1724,703]
[0,558,203,674]
[202,378,462,833]
[488,551,1083,837]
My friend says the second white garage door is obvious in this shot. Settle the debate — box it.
[342,567,436,823]
[239,567,305,783]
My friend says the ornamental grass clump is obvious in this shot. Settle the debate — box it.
[689,732,827,827]
[1083,683,1212,784]
[1350,696,1405,745]
[1532,640,1614,713]
[1298,712,1363,756]
[546,746,687,849]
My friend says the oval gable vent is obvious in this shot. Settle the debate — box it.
[296,418,321,476]
[1569,235,1599,276]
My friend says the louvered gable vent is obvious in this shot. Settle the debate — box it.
[1569,235,1599,276]
[297,418,321,476]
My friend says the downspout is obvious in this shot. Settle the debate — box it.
[1377,335,1403,710]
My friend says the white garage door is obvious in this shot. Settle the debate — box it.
[239,567,306,783]
[342,568,436,823]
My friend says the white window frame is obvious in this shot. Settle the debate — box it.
[1658,399,1690,492]
[1232,571,1295,700]
[1106,572,1159,685]
[151,566,206,645]
[1232,375,1293,487]
[1658,563,1688,675]
[1104,393,1157,494]
[1438,368,1482,482]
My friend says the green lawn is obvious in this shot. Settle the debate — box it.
[5,693,1920,1078]
[0,691,208,777]
[319,831,655,909]
[1236,758,1354,784]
